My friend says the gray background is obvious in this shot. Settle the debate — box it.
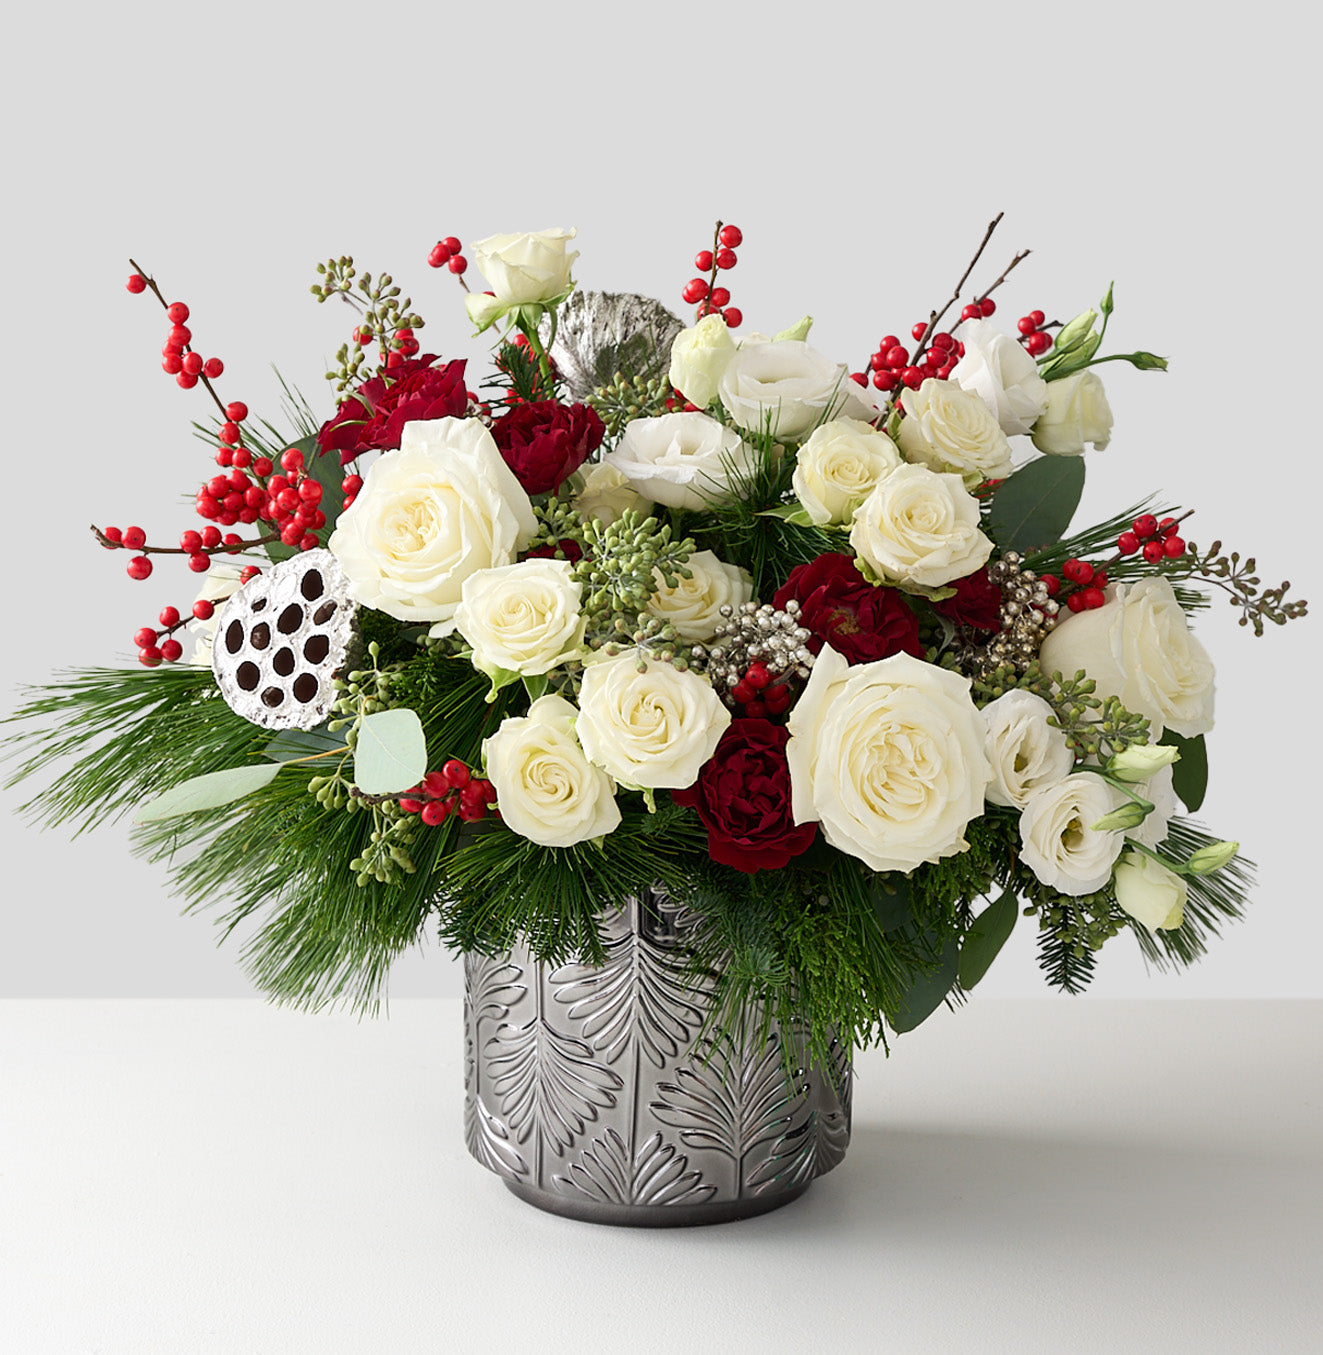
[2,0,1318,1001]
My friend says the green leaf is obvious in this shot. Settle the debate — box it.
[871,873,913,933]
[263,724,346,762]
[958,890,1019,990]
[354,708,428,794]
[264,433,339,563]
[987,455,1086,554]
[522,674,549,702]
[757,502,817,528]
[135,762,282,823]
[1161,729,1208,812]
[891,930,959,1033]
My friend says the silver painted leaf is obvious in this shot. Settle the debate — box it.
[553,1129,716,1208]
[543,290,684,401]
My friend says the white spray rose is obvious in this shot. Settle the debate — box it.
[483,695,621,848]
[1031,370,1114,455]
[1113,849,1187,930]
[577,652,730,790]
[981,689,1076,809]
[849,463,994,590]
[603,412,757,511]
[717,340,882,442]
[572,461,651,527]
[791,418,903,526]
[1038,576,1215,738]
[897,378,1015,487]
[329,418,536,630]
[452,559,586,682]
[668,314,738,410]
[465,228,578,328]
[1018,772,1127,895]
[786,647,992,873]
[951,318,1049,436]
[647,550,753,642]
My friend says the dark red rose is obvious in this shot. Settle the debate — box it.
[672,719,817,873]
[928,566,1003,632]
[317,356,469,465]
[489,400,605,496]
[772,553,923,666]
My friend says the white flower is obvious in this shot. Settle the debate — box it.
[791,418,903,526]
[849,462,994,590]
[1038,576,1215,738]
[982,689,1075,809]
[668,314,738,410]
[1113,849,1187,930]
[1108,742,1179,782]
[717,339,882,442]
[186,564,243,666]
[483,695,621,848]
[468,227,577,306]
[646,550,753,642]
[452,559,586,682]
[577,651,730,790]
[1031,370,1114,455]
[786,647,992,873]
[1125,763,1178,850]
[572,461,651,527]
[328,417,536,630]
[603,412,757,511]
[897,378,1014,488]
[1018,772,1127,895]
[950,318,1049,436]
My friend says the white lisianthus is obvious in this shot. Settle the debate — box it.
[849,462,994,590]
[1125,763,1178,849]
[572,461,651,527]
[1018,772,1127,895]
[791,418,903,526]
[786,647,991,873]
[668,314,738,410]
[647,550,753,642]
[328,418,536,631]
[482,695,621,848]
[1113,849,1187,930]
[603,412,757,511]
[717,340,882,442]
[1038,576,1215,738]
[1108,742,1179,782]
[452,559,586,682]
[981,689,1076,809]
[577,651,730,790]
[466,227,577,309]
[897,378,1015,487]
[1031,370,1114,455]
[950,318,1049,436]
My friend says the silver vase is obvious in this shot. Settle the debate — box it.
[463,887,851,1226]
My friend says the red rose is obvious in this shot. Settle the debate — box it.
[317,356,469,465]
[672,719,817,873]
[928,566,1003,632]
[489,400,604,496]
[772,553,923,666]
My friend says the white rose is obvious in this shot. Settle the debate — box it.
[791,418,903,526]
[1125,762,1178,849]
[483,695,621,848]
[786,647,992,873]
[186,564,243,666]
[717,340,882,442]
[1031,371,1114,455]
[468,227,577,306]
[1018,772,1127,895]
[897,378,1014,488]
[1038,576,1215,738]
[950,318,1049,436]
[668,314,738,410]
[646,550,753,642]
[849,462,994,590]
[577,651,730,790]
[982,690,1075,809]
[328,417,536,630]
[1113,849,1187,930]
[572,461,651,527]
[453,559,586,682]
[603,412,758,511]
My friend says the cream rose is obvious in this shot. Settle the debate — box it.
[576,651,730,790]
[897,378,1014,487]
[647,550,753,642]
[668,314,738,410]
[717,340,882,442]
[603,412,757,511]
[849,463,994,590]
[1113,849,1187,930]
[572,461,651,527]
[1038,576,1215,738]
[483,695,621,848]
[329,418,536,629]
[1018,772,1126,895]
[1031,371,1113,456]
[469,227,577,306]
[791,418,903,526]
[786,647,992,873]
[950,318,1049,436]
[453,559,586,683]
[982,690,1075,809]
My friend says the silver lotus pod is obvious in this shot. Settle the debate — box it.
[211,548,358,730]
[542,290,685,401]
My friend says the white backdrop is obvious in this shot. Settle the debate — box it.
[2,0,1318,1003]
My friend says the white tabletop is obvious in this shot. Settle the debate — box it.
[3,998,1319,1354]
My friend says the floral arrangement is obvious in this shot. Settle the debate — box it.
[8,216,1307,1062]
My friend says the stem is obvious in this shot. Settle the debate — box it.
[521,321,554,395]
[91,523,282,557]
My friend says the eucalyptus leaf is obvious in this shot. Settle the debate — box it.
[891,931,960,1034]
[263,724,346,762]
[354,708,428,794]
[1162,729,1208,812]
[958,891,1019,990]
[988,455,1086,554]
[871,874,913,933]
[135,762,282,823]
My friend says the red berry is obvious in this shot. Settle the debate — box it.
[134,627,158,649]
[1041,573,1060,596]
[879,335,900,352]
[442,759,471,789]
[182,352,204,376]
[448,255,467,275]
[232,447,251,470]
[1066,591,1087,613]
[745,664,771,691]
[122,525,147,550]
[931,331,955,351]
[1163,535,1186,558]
[1159,517,1179,537]
[710,286,731,308]
[718,225,742,248]
[1143,541,1165,563]
[872,370,896,391]
[902,367,924,389]
[162,353,183,375]
[763,685,791,715]
[1030,310,1045,327]
[743,700,768,719]
[203,357,224,379]
[1133,514,1158,538]
[1091,570,1108,590]
[253,456,273,477]
[723,307,743,328]
[715,248,737,270]
[138,647,163,668]
[694,249,714,271]
[167,302,190,324]
[979,297,996,317]
[885,345,909,369]
[168,324,191,347]
[225,402,248,423]
[1062,558,1094,584]
[428,243,451,268]
[102,525,123,545]
[1117,531,1140,555]
[177,372,199,389]
[442,236,461,254]
[421,799,451,827]
[1017,316,1036,336]
[1081,586,1106,609]
[1026,332,1052,356]
[682,278,709,304]
[160,638,183,662]
[961,304,981,322]
[192,599,215,620]
[126,556,152,581]
[399,797,426,815]
[280,446,304,473]
[730,680,755,705]
[342,474,363,497]
[159,605,181,628]
[127,274,147,294]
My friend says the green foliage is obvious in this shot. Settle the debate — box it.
[987,455,1086,555]
[959,890,1019,990]
[1162,730,1208,812]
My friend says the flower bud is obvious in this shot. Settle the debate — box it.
[1106,742,1180,782]
[1091,797,1153,832]
[1054,308,1099,354]
[1186,840,1239,874]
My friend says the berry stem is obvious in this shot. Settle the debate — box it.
[129,258,231,423]
[90,523,282,556]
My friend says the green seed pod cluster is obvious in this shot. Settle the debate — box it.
[591,370,673,438]
[573,509,694,617]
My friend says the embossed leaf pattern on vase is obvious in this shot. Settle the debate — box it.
[552,1129,717,1208]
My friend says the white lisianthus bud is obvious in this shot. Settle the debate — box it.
[1114,849,1187,930]
[1186,839,1239,875]
[1107,742,1179,783]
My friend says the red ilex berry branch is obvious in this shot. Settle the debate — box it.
[428,236,470,291]
[681,221,743,330]
[393,761,497,825]
[132,597,223,667]
[1041,511,1193,614]
[92,521,281,581]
